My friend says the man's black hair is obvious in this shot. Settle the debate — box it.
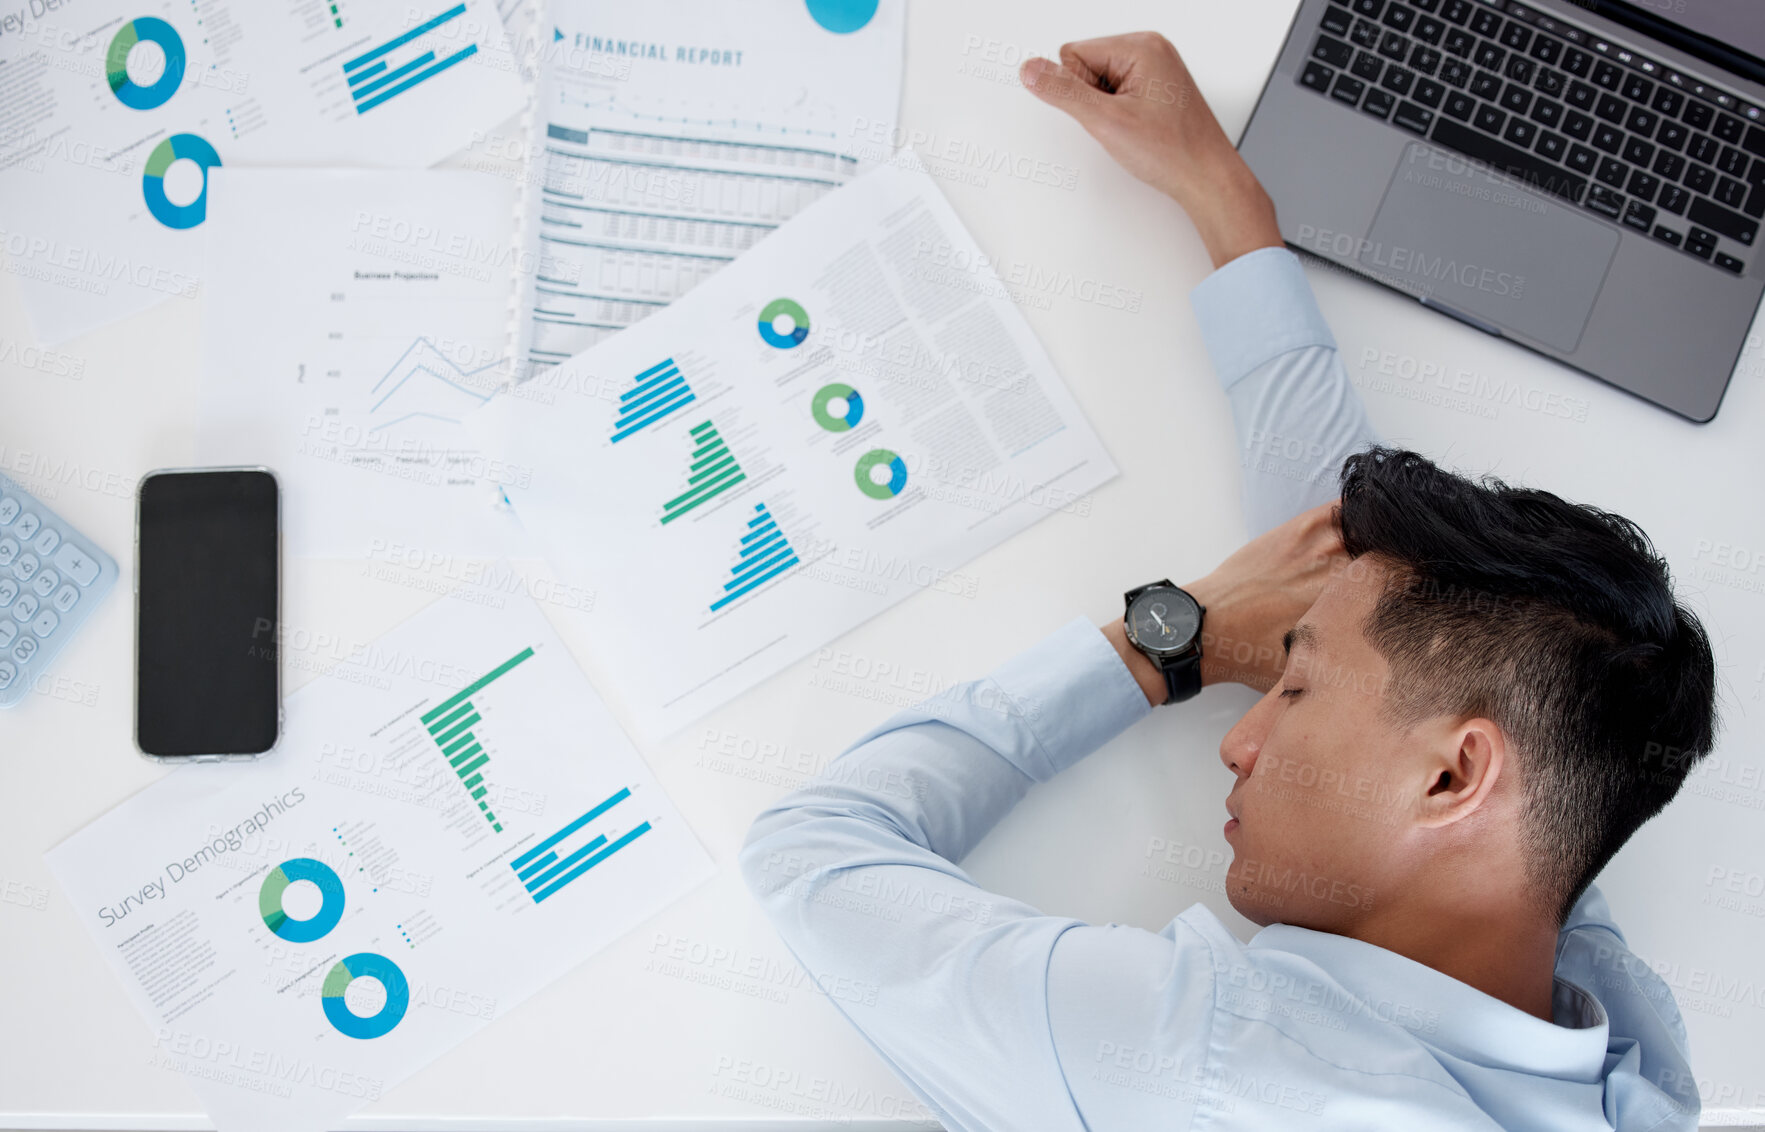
[1336,447,1718,924]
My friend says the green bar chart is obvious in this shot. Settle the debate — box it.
[419,646,535,832]
[661,421,745,524]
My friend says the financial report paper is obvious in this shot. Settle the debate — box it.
[478,162,1118,738]
[515,0,904,373]
[45,587,712,1132]
[0,0,525,342]
[197,169,522,557]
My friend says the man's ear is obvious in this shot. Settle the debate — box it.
[1411,717,1506,828]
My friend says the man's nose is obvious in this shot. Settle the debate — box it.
[1220,686,1278,778]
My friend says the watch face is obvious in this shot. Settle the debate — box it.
[1127,588,1201,656]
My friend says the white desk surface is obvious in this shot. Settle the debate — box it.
[4,0,1763,1128]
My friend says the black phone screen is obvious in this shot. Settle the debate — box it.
[136,470,280,757]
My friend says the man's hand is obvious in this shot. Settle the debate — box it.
[1020,32,1283,269]
[1106,503,1349,705]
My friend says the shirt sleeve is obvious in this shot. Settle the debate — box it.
[739,618,1153,1132]
[1191,246,1383,536]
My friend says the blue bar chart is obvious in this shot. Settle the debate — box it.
[612,358,695,443]
[342,4,479,115]
[711,503,800,612]
[509,787,653,904]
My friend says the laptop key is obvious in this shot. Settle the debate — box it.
[1653,225,1683,246]
[1623,137,1654,166]
[1383,65,1416,94]
[1393,100,1435,134]
[1443,28,1475,57]
[1719,146,1748,176]
[1413,78,1446,108]
[1653,152,1687,181]
[1430,117,1588,202]
[1592,123,1623,154]
[1352,18,1381,47]
[1623,200,1657,232]
[1688,134,1719,164]
[1564,111,1593,141]
[1534,67,1564,97]
[1364,88,1397,119]
[1715,176,1748,209]
[1561,47,1591,77]
[1592,61,1623,90]
[1314,35,1355,69]
[1529,34,1561,65]
[1353,50,1384,80]
[1628,170,1660,202]
[1501,83,1532,114]
[1300,61,1336,93]
[1411,45,1441,74]
[1504,117,1538,147]
[1715,252,1745,274]
[1499,22,1531,51]
[1750,158,1765,186]
[1686,164,1716,194]
[1444,91,1476,120]
[1475,104,1507,134]
[1536,130,1567,162]
[1469,8,1501,38]
[1441,0,1473,25]
[1595,94,1626,124]
[1567,143,1598,173]
[1684,100,1714,131]
[1585,185,1625,220]
[1382,4,1414,32]
[1380,30,1410,60]
[1747,125,1765,159]
[1688,197,1757,244]
[1657,122,1688,152]
[1714,113,1745,144]
[1332,74,1367,105]
[1597,157,1629,188]
[1411,0,1439,10]
[1413,16,1445,45]
[1745,182,1765,221]
[1471,70,1502,99]
[1622,74,1653,104]
[1566,81,1595,111]
[1505,55,1534,84]
[1473,42,1505,71]
[1353,0,1385,17]
[1530,98,1562,128]
[1652,87,1685,117]
[1658,184,1690,215]
[1321,5,1354,36]
[1626,107,1658,137]
[1685,227,1717,259]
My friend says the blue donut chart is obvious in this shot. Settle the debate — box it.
[321,952,410,1040]
[806,0,878,33]
[106,17,186,110]
[142,133,221,229]
[258,857,345,943]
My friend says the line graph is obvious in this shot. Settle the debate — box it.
[368,337,502,435]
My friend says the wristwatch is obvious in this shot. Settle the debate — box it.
[1123,580,1206,705]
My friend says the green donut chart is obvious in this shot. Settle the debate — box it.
[259,858,345,943]
[107,17,186,110]
[811,382,863,431]
[854,447,907,499]
[142,133,221,229]
[757,297,810,348]
[322,952,410,1039]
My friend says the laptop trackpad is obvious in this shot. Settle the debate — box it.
[1356,143,1619,352]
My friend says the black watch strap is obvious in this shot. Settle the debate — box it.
[1123,580,1205,706]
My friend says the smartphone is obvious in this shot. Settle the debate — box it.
[135,468,281,761]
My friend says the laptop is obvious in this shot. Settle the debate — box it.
[1240,0,1765,422]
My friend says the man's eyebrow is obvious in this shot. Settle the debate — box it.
[1282,623,1320,658]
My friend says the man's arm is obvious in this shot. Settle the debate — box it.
[1024,33,1381,535]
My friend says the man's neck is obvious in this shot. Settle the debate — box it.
[1351,900,1561,1023]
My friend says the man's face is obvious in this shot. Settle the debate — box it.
[1217,558,1421,930]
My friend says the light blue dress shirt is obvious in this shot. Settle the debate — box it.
[741,248,1699,1131]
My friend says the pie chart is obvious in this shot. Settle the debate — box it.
[758,297,810,348]
[322,952,410,1039]
[142,133,221,229]
[106,17,186,110]
[806,0,878,33]
[855,447,907,499]
[811,382,864,431]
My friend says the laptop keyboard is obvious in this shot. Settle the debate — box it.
[1300,0,1765,275]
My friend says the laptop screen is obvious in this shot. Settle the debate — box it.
[1597,0,1765,87]
[1653,0,1765,63]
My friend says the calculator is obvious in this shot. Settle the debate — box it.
[0,471,118,708]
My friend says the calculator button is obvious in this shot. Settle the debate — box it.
[53,544,100,586]
[0,660,14,690]
[12,636,37,664]
[32,572,56,598]
[0,539,15,567]
[52,584,78,612]
[12,593,38,622]
[30,609,57,638]
[0,621,13,648]
[0,579,14,607]
[0,497,16,524]
[14,553,38,582]
[33,527,59,555]
[14,513,39,540]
